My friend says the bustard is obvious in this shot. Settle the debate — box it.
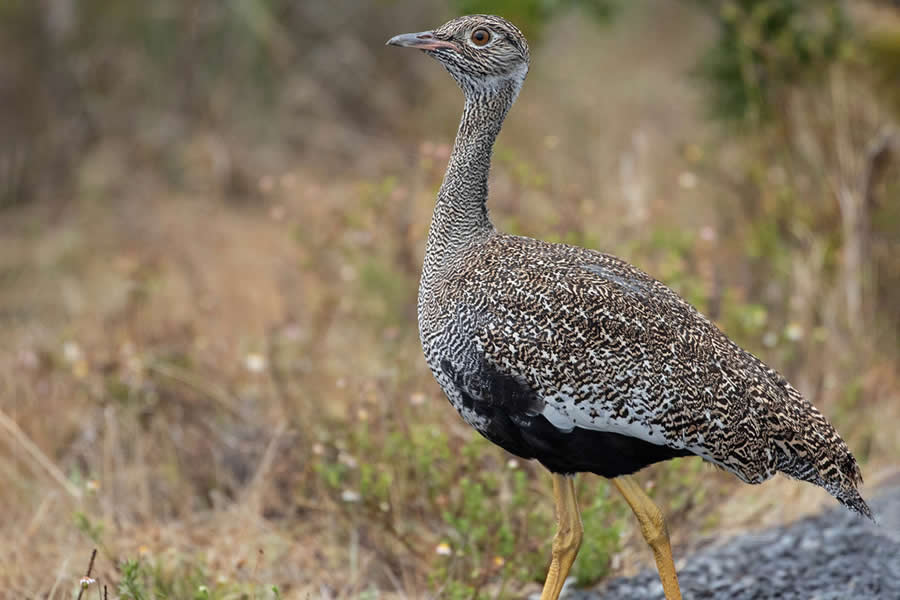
[388,15,870,600]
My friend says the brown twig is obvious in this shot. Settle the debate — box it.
[252,548,264,600]
[862,127,897,213]
[75,548,97,600]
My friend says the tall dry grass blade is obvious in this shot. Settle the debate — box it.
[24,490,57,541]
[148,362,245,420]
[241,422,287,515]
[0,407,82,498]
[46,555,70,600]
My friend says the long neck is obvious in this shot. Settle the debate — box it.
[422,85,517,282]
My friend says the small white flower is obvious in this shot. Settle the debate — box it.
[80,577,96,588]
[700,226,717,242]
[506,459,519,470]
[338,452,358,469]
[244,353,267,373]
[435,542,452,556]
[341,489,361,503]
[339,264,357,282]
[63,341,82,363]
[785,323,804,342]
[678,171,698,190]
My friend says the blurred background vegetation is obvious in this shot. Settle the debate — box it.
[1,1,898,598]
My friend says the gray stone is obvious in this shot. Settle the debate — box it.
[580,484,900,600]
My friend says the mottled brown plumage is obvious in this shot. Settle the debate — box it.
[424,234,870,517]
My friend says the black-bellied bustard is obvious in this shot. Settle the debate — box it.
[387,15,870,600]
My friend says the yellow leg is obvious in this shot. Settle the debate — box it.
[613,475,682,600]
[540,473,583,600]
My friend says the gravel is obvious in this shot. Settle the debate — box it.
[577,484,900,600]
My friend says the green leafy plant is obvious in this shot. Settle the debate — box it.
[694,0,850,124]
[118,559,147,600]
[115,555,284,600]
[574,484,622,585]
[73,512,104,545]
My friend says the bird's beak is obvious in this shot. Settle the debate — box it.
[386,31,457,51]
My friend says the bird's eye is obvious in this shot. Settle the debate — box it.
[470,28,491,46]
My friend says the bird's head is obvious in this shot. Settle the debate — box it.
[387,15,530,100]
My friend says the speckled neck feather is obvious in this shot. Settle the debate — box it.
[419,77,520,298]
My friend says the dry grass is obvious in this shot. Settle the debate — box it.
[1,3,898,598]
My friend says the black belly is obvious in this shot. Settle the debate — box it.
[440,358,693,478]
[475,403,692,477]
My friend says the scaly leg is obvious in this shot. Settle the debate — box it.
[540,473,583,600]
[613,475,682,600]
